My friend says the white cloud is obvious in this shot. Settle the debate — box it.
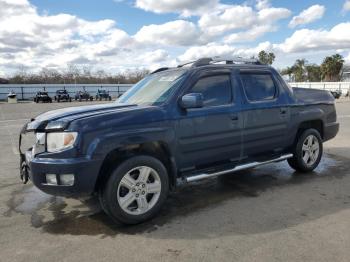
[178,41,274,62]
[255,0,270,10]
[289,5,326,28]
[134,20,201,46]
[224,24,276,43]
[198,5,256,37]
[135,0,218,17]
[277,22,350,53]
[1,0,349,73]
[0,0,171,73]
[344,1,350,12]
[198,5,290,38]
[345,52,350,63]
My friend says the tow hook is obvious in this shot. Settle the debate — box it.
[20,162,29,184]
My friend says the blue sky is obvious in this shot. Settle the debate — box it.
[0,0,350,75]
[30,0,348,35]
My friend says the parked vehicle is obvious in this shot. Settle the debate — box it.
[75,90,93,102]
[96,89,112,101]
[330,90,342,99]
[54,89,72,102]
[19,57,339,225]
[33,91,52,103]
[7,90,16,99]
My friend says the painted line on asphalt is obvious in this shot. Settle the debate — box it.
[0,118,29,123]
[338,115,350,119]
[0,106,20,155]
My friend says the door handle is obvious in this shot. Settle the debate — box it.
[230,114,239,121]
[280,108,287,115]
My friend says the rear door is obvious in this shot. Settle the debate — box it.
[239,69,290,158]
[176,69,243,170]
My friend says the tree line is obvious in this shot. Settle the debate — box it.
[0,52,347,84]
[258,51,345,82]
[3,65,149,84]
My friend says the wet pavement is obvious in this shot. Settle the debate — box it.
[1,101,350,262]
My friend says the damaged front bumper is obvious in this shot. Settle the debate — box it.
[19,126,103,197]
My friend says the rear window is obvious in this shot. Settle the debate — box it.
[241,73,277,101]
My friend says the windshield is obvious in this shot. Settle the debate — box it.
[118,70,186,106]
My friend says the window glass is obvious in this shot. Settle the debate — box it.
[118,70,186,105]
[189,75,232,107]
[241,73,277,101]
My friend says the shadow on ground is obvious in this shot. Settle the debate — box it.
[4,154,350,239]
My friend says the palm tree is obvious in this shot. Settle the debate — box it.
[292,59,307,82]
[321,54,344,81]
[258,50,276,65]
[281,66,294,81]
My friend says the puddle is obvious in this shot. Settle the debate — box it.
[4,154,349,238]
[15,187,55,214]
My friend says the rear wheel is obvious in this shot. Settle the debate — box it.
[99,155,169,224]
[288,129,323,173]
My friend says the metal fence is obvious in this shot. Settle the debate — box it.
[290,82,350,94]
[2,82,350,101]
[0,84,133,100]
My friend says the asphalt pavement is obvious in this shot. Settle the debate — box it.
[0,100,350,262]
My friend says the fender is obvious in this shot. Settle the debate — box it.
[86,126,176,160]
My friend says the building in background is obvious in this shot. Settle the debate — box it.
[341,65,350,82]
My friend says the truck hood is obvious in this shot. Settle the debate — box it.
[25,102,138,131]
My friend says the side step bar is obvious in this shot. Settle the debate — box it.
[184,154,293,183]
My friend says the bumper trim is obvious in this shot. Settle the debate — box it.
[324,122,339,142]
[24,156,103,197]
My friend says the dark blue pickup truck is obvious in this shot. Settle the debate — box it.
[19,57,339,224]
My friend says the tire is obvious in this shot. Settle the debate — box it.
[99,155,169,225]
[288,129,323,173]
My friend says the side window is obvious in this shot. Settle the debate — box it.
[241,73,277,101]
[189,74,232,107]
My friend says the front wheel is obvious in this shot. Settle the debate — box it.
[99,155,169,224]
[288,129,323,173]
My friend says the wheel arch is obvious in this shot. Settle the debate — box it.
[297,119,324,139]
[94,141,178,193]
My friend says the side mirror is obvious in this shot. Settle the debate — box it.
[180,93,204,109]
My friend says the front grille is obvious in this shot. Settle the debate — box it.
[20,132,36,153]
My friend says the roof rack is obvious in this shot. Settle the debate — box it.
[177,56,262,68]
[150,67,170,74]
[151,57,262,75]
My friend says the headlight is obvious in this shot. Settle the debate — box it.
[47,132,78,153]
[36,132,46,145]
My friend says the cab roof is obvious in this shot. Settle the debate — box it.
[151,57,271,75]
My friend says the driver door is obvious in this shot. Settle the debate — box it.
[176,69,243,170]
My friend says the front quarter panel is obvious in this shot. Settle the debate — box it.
[68,106,175,160]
